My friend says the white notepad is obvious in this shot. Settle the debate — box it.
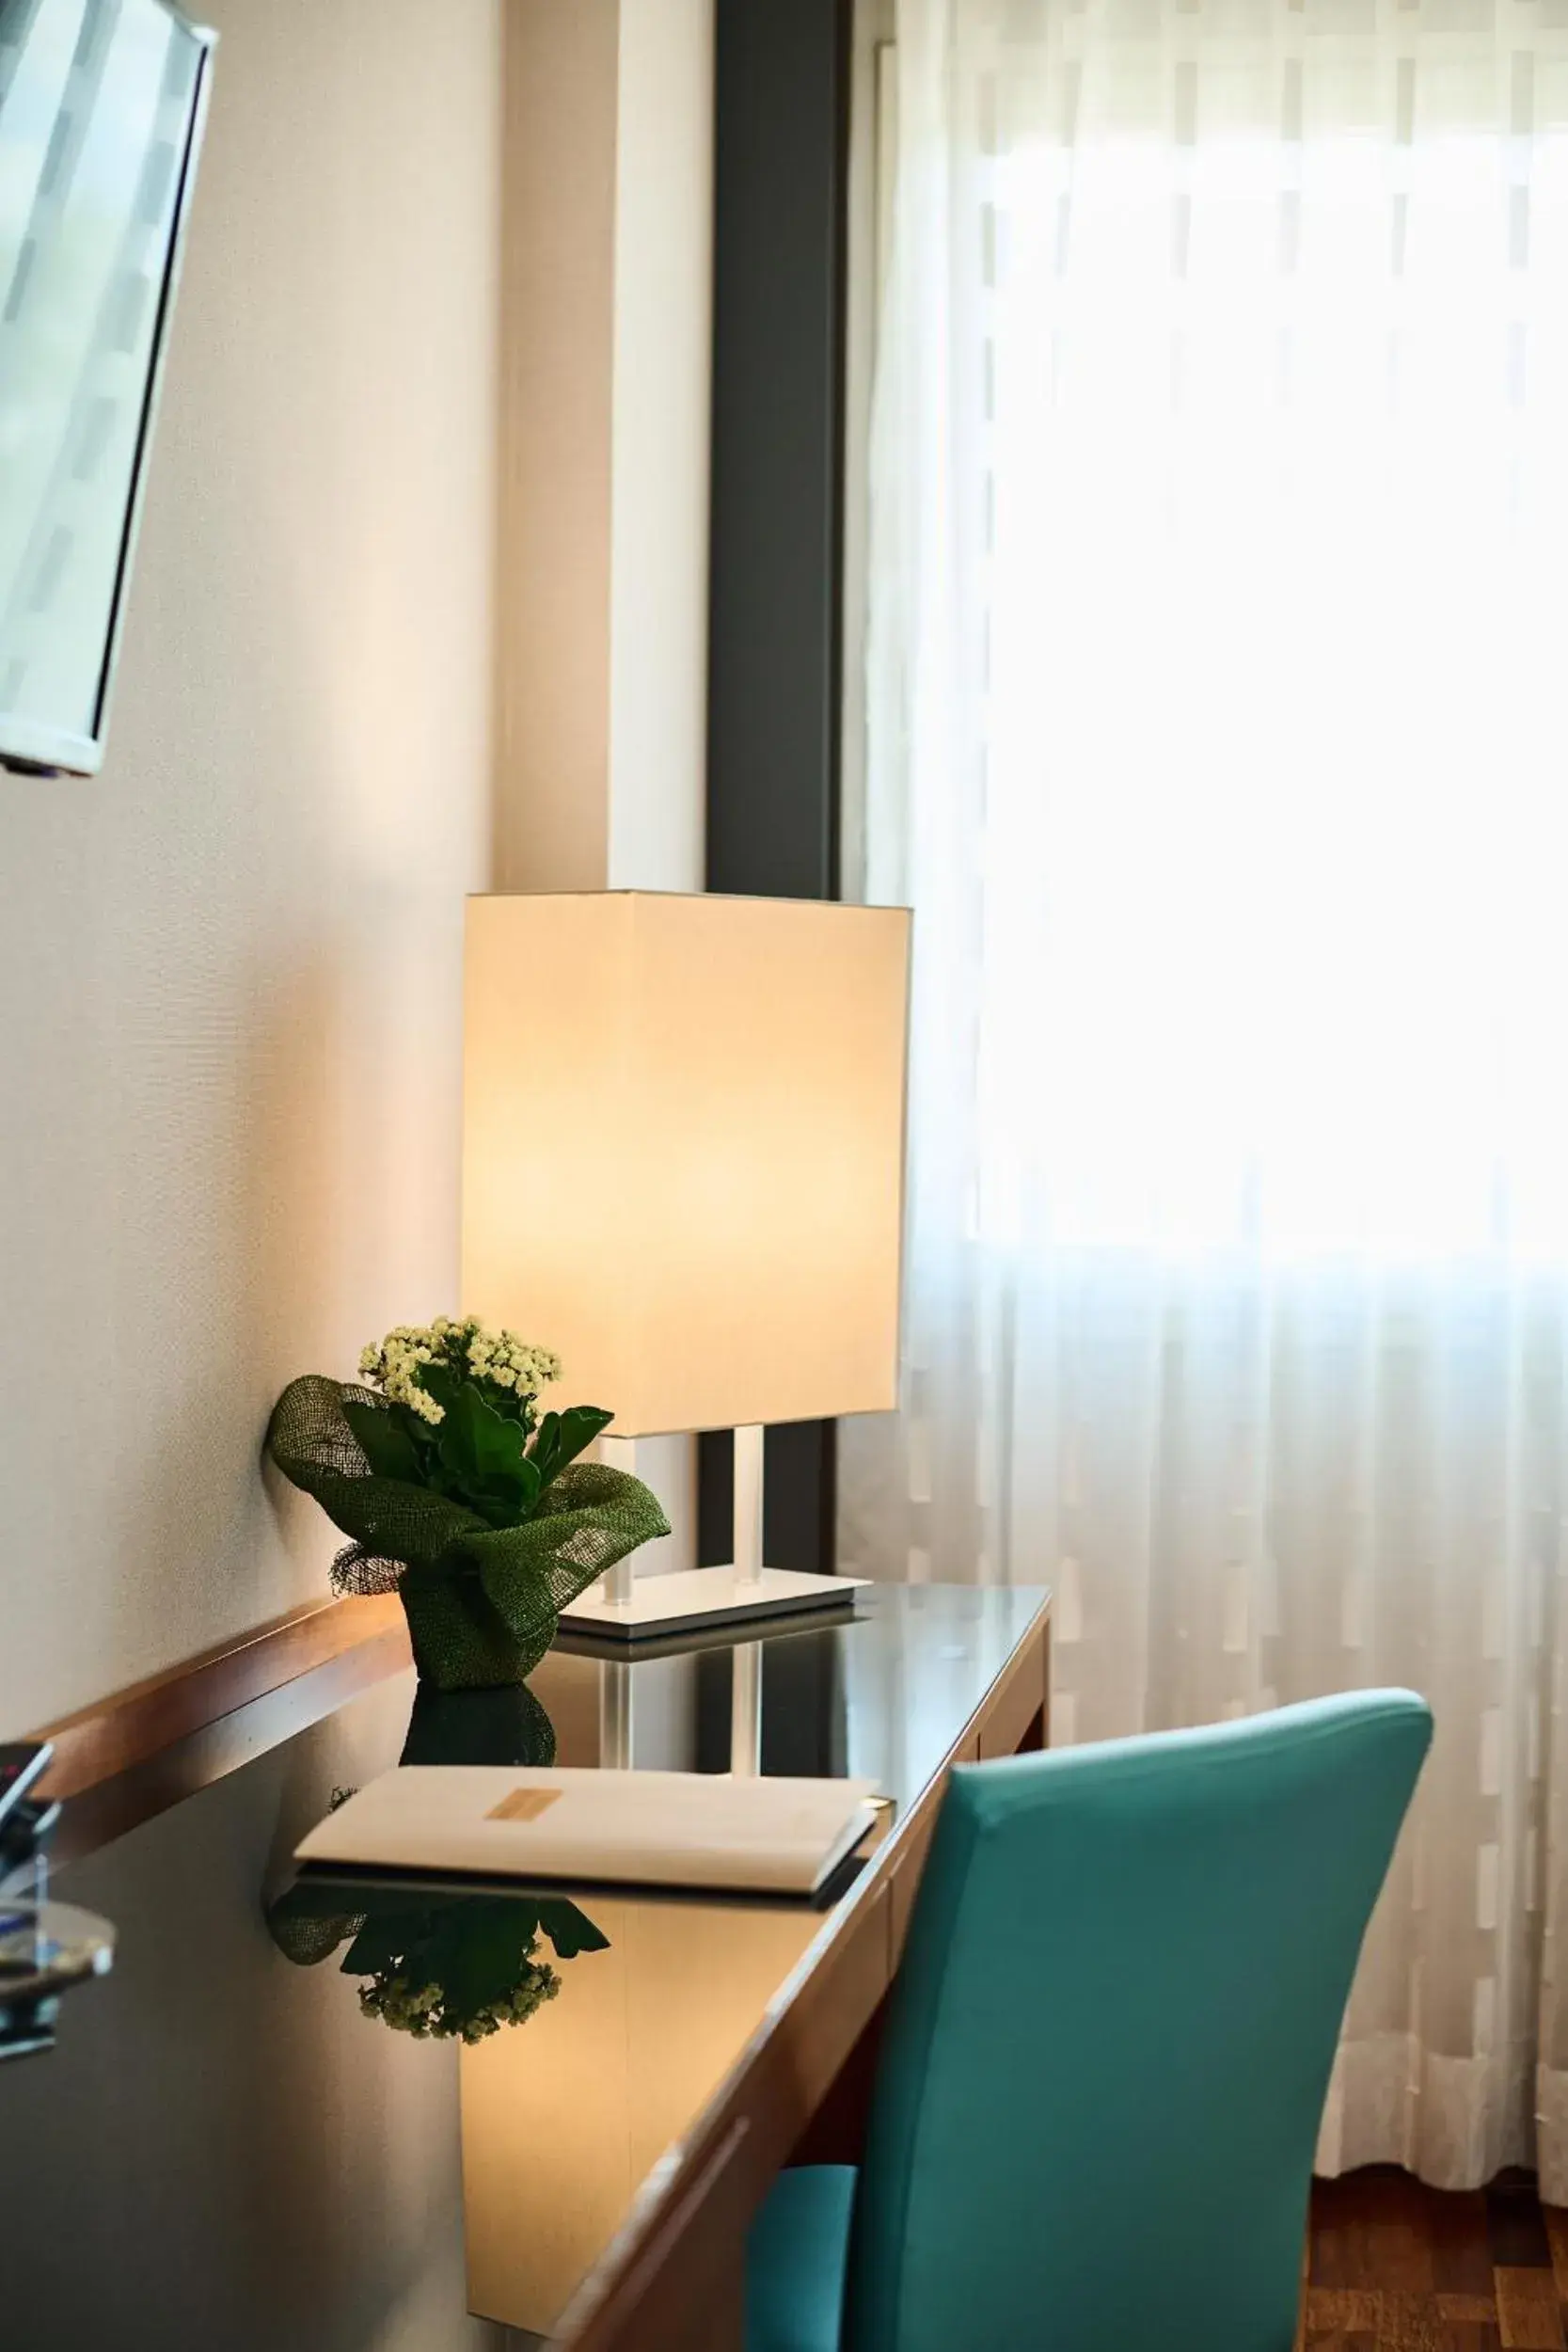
[294,1767,881,1899]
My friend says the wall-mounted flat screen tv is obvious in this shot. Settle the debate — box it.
[0,0,214,777]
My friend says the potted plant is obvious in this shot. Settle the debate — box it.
[266,1316,668,1690]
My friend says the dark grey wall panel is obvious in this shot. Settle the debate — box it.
[701,0,853,1575]
[705,0,849,903]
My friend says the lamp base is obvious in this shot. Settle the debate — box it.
[558,1565,867,1645]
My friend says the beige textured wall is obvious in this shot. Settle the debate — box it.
[0,0,503,1731]
[0,0,716,1732]
[494,0,619,897]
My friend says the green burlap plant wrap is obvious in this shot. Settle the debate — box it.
[266,1375,670,1691]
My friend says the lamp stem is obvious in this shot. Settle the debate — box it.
[730,1643,762,1776]
[599,1433,640,1608]
[733,1422,766,1592]
[599,1661,633,1770]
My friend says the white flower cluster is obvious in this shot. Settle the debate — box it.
[449,1316,562,1402]
[357,1327,445,1422]
[357,1963,562,2042]
[356,1315,562,1427]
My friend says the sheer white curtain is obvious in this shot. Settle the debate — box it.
[843,0,1568,2191]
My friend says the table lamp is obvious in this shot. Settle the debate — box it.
[462,890,911,1640]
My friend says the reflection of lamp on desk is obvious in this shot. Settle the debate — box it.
[463,890,911,1642]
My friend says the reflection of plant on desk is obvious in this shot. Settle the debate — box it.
[267,1883,610,2045]
[266,1679,608,2042]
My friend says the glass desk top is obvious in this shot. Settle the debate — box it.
[0,1584,1047,2351]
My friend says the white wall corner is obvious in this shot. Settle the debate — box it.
[606,0,714,898]
[495,0,716,1571]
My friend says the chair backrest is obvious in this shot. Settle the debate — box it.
[847,1691,1432,2352]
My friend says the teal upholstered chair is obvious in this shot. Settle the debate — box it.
[748,1690,1432,2352]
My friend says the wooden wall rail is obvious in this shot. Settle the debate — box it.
[30,1593,410,1803]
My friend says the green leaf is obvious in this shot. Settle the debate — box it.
[470,1471,542,1530]
[528,1411,562,1486]
[388,1400,445,1479]
[418,1359,463,1420]
[440,1382,526,1481]
[341,1399,420,1484]
[478,1377,535,1432]
[431,1906,516,2018]
[438,1382,543,1519]
[530,1405,613,1491]
[341,1919,404,1977]
[538,1899,611,1959]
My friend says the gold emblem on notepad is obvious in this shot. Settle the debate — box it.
[486,1788,563,1824]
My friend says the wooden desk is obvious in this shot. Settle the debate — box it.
[4,1582,1049,2352]
[467,1588,1053,2351]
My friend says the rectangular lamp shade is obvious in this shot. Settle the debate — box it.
[462,892,911,1439]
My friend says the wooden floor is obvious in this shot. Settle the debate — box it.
[1303,2169,1568,2350]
